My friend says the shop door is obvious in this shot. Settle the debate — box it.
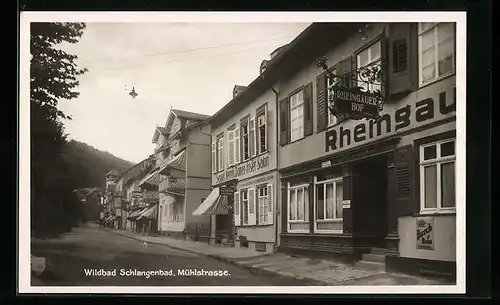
[352,155,388,248]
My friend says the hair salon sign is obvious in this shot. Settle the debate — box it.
[215,154,270,184]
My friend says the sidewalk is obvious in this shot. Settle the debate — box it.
[109,229,453,286]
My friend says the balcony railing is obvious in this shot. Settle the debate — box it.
[159,177,186,191]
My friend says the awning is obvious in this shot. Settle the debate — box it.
[138,167,161,189]
[192,187,221,216]
[205,195,230,215]
[137,205,158,220]
[159,150,186,175]
[127,207,148,219]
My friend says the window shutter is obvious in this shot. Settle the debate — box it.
[218,137,224,172]
[337,56,354,89]
[303,82,313,136]
[267,184,273,225]
[211,142,217,173]
[234,191,240,226]
[388,23,417,96]
[228,129,235,166]
[316,71,328,132]
[248,188,256,225]
[249,117,256,157]
[279,98,289,146]
[234,124,240,164]
[393,145,416,216]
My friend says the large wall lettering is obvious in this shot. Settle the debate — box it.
[215,154,270,184]
[325,87,456,152]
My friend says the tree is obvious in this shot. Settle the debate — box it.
[30,22,88,237]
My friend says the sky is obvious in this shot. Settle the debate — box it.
[57,22,311,163]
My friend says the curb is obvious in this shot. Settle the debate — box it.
[108,229,328,286]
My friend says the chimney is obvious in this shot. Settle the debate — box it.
[260,60,269,76]
[233,85,247,98]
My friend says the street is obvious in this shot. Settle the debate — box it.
[31,224,306,286]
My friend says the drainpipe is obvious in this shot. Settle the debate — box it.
[270,86,280,252]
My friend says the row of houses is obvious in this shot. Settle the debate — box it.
[103,22,457,280]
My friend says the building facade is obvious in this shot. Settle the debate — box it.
[197,82,279,253]
[273,22,457,279]
[150,109,212,240]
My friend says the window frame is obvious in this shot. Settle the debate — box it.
[217,133,224,172]
[289,89,305,143]
[256,106,268,155]
[256,185,269,225]
[313,176,344,234]
[419,138,456,214]
[418,22,456,87]
[241,116,250,161]
[355,39,382,93]
[287,182,310,234]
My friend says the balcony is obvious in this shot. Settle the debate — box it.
[159,177,186,192]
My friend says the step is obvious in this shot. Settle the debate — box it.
[355,260,386,271]
[362,253,386,263]
[370,247,387,255]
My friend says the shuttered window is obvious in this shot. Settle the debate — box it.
[249,117,256,157]
[234,124,240,164]
[234,191,240,226]
[256,104,268,154]
[217,134,224,172]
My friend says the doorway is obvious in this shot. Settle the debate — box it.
[352,154,389,249]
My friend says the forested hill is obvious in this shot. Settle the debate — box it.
[63,140,136,188]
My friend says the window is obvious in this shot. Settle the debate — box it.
[211,141,217,173]
[419,138,456,213]
[257,107,268,154]
[357,40,382,93]
[249,117,256,157]
[327,70,337,126]
[217,135,224,172]
[418,22,455,85]
[227,127,235,167]
[241,118,250,161]
[315,178,343,222]
[241,189,249,225]
[288,183,309,222]
[290,90,304,142]
[257,186,268,225]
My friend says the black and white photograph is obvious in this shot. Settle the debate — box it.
[19,12,466,294]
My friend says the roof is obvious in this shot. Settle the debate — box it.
[207,22,362,125]
[171,109,211,121]
[105,169,119,177]
[233,85,247,92]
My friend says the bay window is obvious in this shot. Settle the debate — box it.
[418,22,455,86]
[290,90,304,142]
[419,138,456,213]
[314,177,343,233]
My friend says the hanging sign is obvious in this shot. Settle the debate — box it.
[330,86,382,120]
[416,217,434,250]
[219,186,235,196]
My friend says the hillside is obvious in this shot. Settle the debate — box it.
[62,140,136,188]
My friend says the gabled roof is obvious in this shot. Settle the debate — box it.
[171,109,211,121]
[152,126,169,143]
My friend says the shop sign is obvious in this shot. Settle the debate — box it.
[325,87,456,152]
[220,186,235,196]
[416,217,434,250]
[342,199,351,209]
[238,174,274,188]
[215,154,270,184]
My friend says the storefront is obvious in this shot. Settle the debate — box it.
[279,76,457,279]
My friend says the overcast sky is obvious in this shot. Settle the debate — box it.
[57,22,310,163]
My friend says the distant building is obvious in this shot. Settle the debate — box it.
[75,187,102,222]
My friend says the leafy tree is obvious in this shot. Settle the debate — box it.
[30,22,88,238]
